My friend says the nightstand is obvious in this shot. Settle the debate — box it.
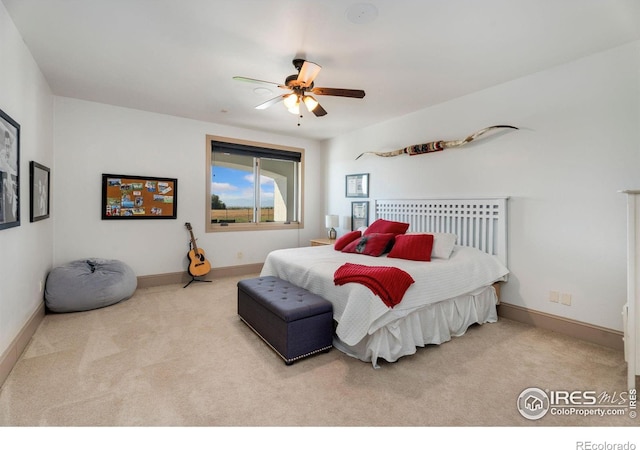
[310,238,336,247]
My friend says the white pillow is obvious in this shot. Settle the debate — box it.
[407,232,457,259]
[431,233,457,259]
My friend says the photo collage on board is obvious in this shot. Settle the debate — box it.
[105,177,174,217]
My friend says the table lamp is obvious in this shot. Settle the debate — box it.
[325,214,338,240]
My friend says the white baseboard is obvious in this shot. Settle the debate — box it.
[498,302,623,350]
[0,302,45,388]
[136,263,263,288]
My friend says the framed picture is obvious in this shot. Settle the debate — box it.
[30,161,50,222]
[102,173,178,219]
[0,108,20,230]
[345,173,369,198]
[351,201,369,231]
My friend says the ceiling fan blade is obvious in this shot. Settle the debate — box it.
[255,95,286,110]
[312,103,327,117]
[297,61,322,87]
[233,76,286,88]
[311,87,366,98]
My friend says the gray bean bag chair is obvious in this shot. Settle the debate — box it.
[45,258,137,313]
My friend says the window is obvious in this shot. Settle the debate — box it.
[206,135,304,232]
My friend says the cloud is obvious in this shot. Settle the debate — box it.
[212,182,237,192]
[243,174,275,186]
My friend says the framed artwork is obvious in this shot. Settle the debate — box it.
[0,108,20,230]
[102,174,178,219]
[345,173,369,198]
[351,201,369,231]
[30,161,50,222]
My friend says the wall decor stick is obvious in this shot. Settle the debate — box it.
[355,124,518,160]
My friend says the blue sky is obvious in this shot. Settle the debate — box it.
[212,166,274,208]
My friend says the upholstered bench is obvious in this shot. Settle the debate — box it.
[237,276,333,365]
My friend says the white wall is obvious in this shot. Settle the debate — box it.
[0,2,53,353]
[323,41,640,332]
[53,98,323,277]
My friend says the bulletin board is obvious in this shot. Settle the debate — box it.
[101,173,178,219]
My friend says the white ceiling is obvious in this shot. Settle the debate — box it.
[3,0,639,141]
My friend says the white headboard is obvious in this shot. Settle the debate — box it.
[375,197,508,266]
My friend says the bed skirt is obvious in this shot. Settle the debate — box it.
[332,285,498,368]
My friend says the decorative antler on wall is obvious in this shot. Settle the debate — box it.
[355,125,519,160]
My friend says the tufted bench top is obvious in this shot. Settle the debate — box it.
[237,276,332,322]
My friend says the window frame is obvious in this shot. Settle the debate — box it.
[205,134,305,233]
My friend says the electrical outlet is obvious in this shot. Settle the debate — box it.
[237,251,243,260]
[38,280,43,293]
[549,291,559,303]
[560,293,572,306]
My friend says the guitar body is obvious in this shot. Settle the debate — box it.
[184,222,211,278]
[187,247,211,277]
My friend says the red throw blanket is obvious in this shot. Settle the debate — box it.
[334,263,415,308]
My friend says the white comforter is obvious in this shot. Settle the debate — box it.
[260,245,509,347]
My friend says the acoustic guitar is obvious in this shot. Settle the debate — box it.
[185,222,211,277]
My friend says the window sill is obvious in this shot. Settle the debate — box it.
[207,222,303,233]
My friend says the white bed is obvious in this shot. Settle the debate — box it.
[261,198,509,367]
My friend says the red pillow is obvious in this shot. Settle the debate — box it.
[364,218,410,236]
[387,233,434,261]
[342,233,395,257]
[334,230,362,251]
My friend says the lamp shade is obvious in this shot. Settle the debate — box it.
[325,214,339,228]
[303,95,319,112]
[283,93,298,108]
[284,93,300,114]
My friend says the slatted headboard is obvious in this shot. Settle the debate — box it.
[375,197,508,266]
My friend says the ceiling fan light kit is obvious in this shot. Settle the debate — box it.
[283,92,320,115]
[234,58,365,120]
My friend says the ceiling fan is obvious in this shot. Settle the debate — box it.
[233,58,365,117]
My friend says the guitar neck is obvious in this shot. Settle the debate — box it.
[188,230,199,254]
[185,223,201,256]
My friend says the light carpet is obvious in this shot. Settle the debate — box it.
[0,274,635,429]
